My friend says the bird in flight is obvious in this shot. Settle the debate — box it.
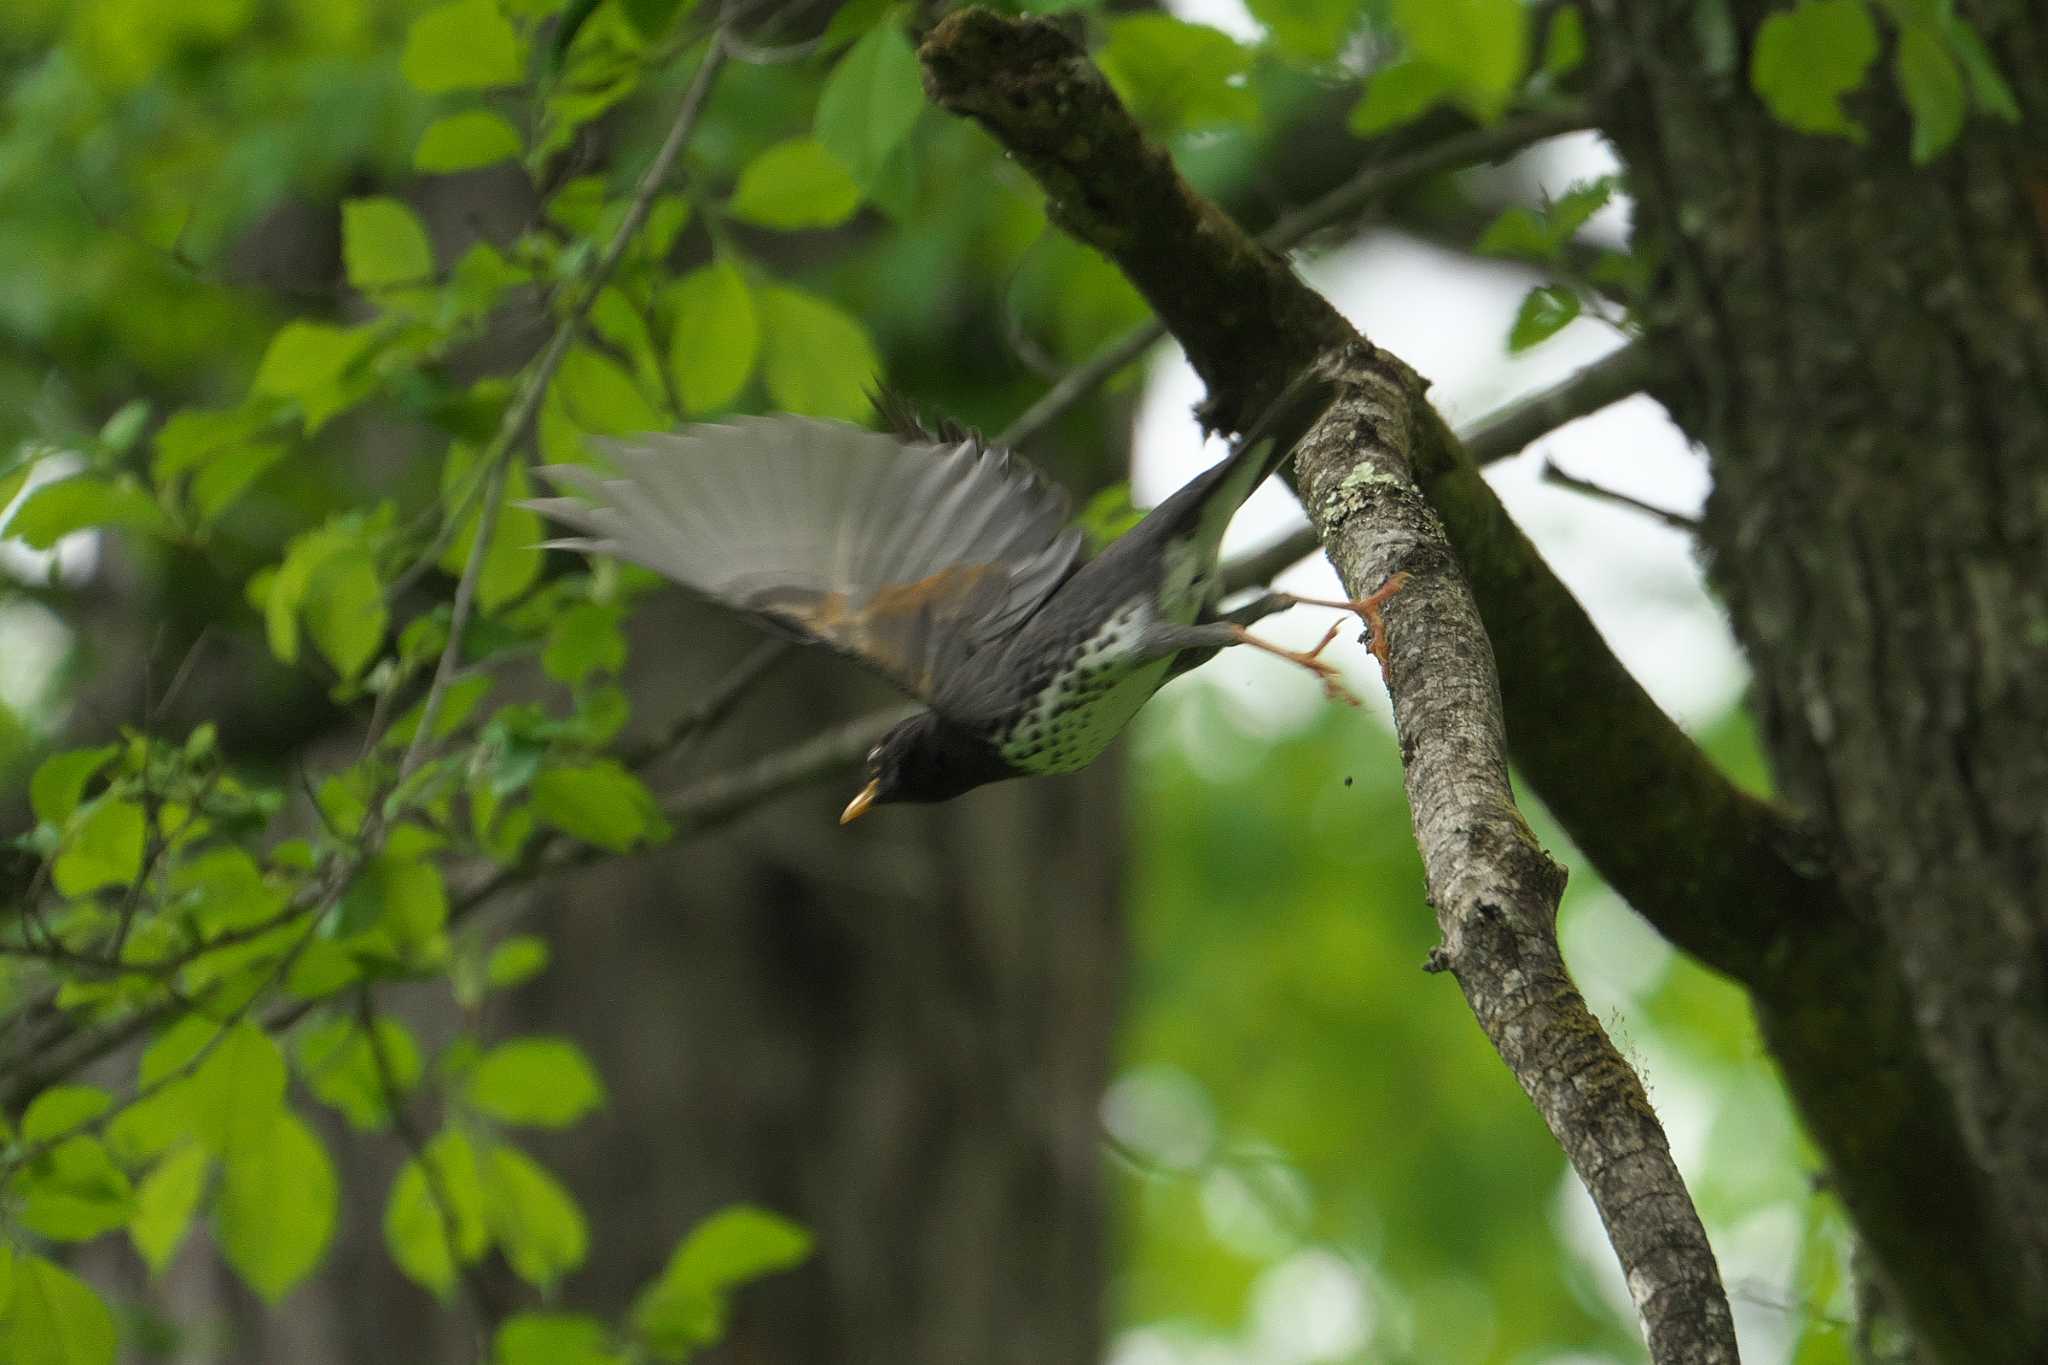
[531,374,1403,822]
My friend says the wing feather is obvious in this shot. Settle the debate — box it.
[529,416,1081,700]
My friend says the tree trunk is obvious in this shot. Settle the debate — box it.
[1602,3,2048,1357]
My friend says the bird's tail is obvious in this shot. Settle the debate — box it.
[1174,372,1340,563]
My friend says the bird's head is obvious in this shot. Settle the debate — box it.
[840,711,1015,823]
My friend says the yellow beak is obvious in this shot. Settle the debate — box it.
[839,779,881,825]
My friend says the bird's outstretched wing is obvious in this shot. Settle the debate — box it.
[529,416,1082,700]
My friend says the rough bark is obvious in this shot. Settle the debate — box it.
[1597,1,2048,1358]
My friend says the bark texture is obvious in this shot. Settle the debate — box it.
[1598,2,2048,1357]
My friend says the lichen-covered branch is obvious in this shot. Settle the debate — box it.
[921,11,1735,1360]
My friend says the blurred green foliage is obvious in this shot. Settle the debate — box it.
[1115,695,1854,1363]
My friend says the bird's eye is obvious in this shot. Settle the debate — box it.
[865,746,881,767]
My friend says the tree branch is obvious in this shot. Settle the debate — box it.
[994,103,1593,450]
[921,12,1736,1362]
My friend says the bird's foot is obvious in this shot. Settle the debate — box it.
[1287,571,1410,670]
[1229,622,1363,706]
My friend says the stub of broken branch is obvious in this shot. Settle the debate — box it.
[921,10,1737,1363]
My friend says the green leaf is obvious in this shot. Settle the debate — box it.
[142,1014,223,1086]
[1942,15,2020,122]
[465,1038,606,1127]
[815,22,924,187]
[1894,24,1965,164]
[6,475,171,550]
[1542,4,1585,77]
[1097,16,1254,132]
[1478,178,1614,262]
[553,347,666,434]
[403,0,526,92]
[385,1129,490,1294]
[250,321,379,432]
[755,285,882,422]
[1348,58,1450,135]
[130,1144,210,1275]
[1750,0,1879,139]
[189,1023,287,1159]
[1548,177,1616,241]
[665,260,759,415]
[415,110,525,172]
[173,847,290,936]
[214,1110,337,1302]
[52,798,145,897]
[296,1014,422,1130]
[632,1206,812,1358]
[728,138,863,230]
[485,935,551,990]
[189,442,286,525]
[387,673,494,750]
[152,406,262,482]
[480,1143,589,1288]
[437,446,543,610]
[1474,205,1553,260]
[339,853,449,955]
[19,1136,135,1241]
[622,0,691,39]
[668,1205,813,1291]
[0,1256,117,1365]
[532,760,667,852]
[496,1313,616,1365]
[98,399,151,455]
[1508,283,1583,352]
[542,602,627,686]
[343,197,435,290]
[285,941,365,1002]
[1245,0,1359,60]
[29,746,117,826]
[21,1086,113,1144]
[1390,0,1527,120]
[303,547,387,681]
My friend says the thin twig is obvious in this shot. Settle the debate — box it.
[1264,105,1594,250]
[1541,458,1701,531]
[401,457,509,784]
[1465,342,1656,465]
[1218,342,1656,595]
[621,638,791,768]
[359,987,503,1345]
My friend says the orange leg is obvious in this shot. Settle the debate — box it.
[1285,571,1410,669]
[1229,621,1362,706]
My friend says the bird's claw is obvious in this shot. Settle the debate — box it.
[1287,571,1410,671]
[1293,623,1364,707]
[1228,621,1363,705]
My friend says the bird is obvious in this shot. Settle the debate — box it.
[528,373,1405,823]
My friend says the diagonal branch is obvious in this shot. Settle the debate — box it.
[995,106,1591,449]
[921,11,1736,1362]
